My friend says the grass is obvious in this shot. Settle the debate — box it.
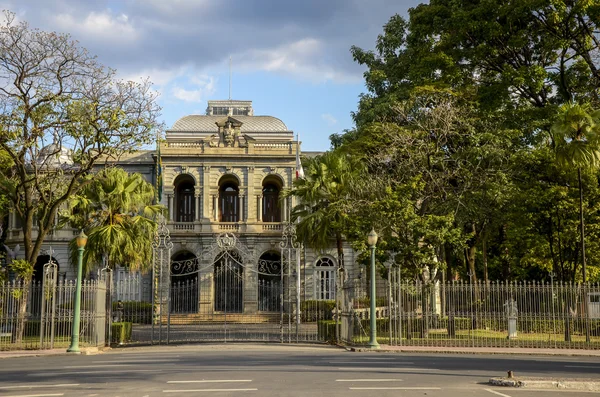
[352,328,600,347]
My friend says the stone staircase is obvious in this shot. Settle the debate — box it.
[167,312,282,324]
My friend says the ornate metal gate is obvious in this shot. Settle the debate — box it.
[148,218,320,344]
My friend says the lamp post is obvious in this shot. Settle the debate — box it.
[367,228,380,349]
[67,230,87,353]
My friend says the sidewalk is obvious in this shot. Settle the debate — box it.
[1,344,599,359]
[0,346,106,359]
[349,344,600,356]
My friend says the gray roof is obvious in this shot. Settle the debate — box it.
[170,115,289,133]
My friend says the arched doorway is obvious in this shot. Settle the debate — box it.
[171,251,198,313]
[174,175,195,222]
[33,255,59,283]
[219,175,239,222]
[32,255,59,316]
[257,251,281,312]
[214,250,243,312]
[262,176,282,222]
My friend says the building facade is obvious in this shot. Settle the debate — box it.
[4,100,358,316]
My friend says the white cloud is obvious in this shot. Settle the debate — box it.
[321,113,338,126]
[53,10,139,44]
[237,38,360,83]
[171,75,216,103]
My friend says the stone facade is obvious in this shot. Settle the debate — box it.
[3,100,358,312]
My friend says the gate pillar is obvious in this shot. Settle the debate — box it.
[244,262,258,314]
[198,263,214,316]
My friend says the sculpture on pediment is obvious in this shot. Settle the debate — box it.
[223,121,235,147]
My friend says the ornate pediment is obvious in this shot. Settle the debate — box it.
[214,117,244,147]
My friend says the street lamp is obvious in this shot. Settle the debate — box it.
[367,228,380,349]
[67,230,87,353]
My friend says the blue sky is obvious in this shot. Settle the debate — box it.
[4,0,424,151]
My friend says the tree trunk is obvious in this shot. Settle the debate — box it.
[14,277,31,344]
[482,237,488,283]
[578,167,587,282]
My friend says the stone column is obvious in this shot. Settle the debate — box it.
[194,192,201,221]
[213,195,218,221]
[257,195,262,222]
[282,196,287,222]
[239,194,244,222]
[168,194,174,221]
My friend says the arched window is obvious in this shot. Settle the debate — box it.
[171,251,198,313]
[257,252,281,311]
[219,181,239,222]
[262,183,281,222]
[175,175,195,222]
[315,257,336,300]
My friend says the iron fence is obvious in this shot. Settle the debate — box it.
[340,274,600,349]
[0,279,107,351]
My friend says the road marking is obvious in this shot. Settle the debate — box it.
[485,389,512,397]
[167,380,253,384]
[29,369,163,376]
[349,387,441,390]
[163,389,258,393]
[565,365,600,369]
[336,379,403,382]
[3,394,64,397]
[0,384,79,390]
[329,361,414,364]
[63,364,137,368]
[92,359,178,363]
[337,367,438,371]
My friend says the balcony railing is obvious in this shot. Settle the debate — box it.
[262,223,283,232]
[173,222,195,231]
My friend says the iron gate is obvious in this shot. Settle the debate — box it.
[147,221,322,345]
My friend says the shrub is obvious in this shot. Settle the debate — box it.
[111,322,132,344]
[112,301,152,324]
[301,300,336,321]
[317,320,337,341]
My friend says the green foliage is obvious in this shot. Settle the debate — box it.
[317,320,337,342]
[335,0,600,283]
[111,322,132,344]
[112,301,153,324]
[9,259,34,280]
[301,300,336,321]
[62,168,164,274]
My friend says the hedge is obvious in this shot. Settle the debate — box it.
[301,300,335,322]
[20,320,73,338]
[317,320,337,341]
[112,301,153,324]
[111,322,132,344]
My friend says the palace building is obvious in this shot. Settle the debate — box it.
[4,99,357,320]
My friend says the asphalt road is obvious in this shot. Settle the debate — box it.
[0,344,599,397]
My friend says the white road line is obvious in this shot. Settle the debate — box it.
[2,394,64,397]
[163,389,258,393]
[565,365,600,369]
[0,384,79,390]
[63,364,137,368]
[485,388,513,397]
[336,379,403,382]
[329,361,414,364]
[337,367,438,371]
[29,369,163,376]
[349,387,441,390]
[167,380,253,384]
[92,360,178,363]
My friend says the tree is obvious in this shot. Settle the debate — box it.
[551,103,600,282]
[62,168,164,275]
[0,12,160,340]
[283,151,367,270]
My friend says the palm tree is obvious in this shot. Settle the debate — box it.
[551,103,600,282]
[62,168,164,275]
[283,151,366,269]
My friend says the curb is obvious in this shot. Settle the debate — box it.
[0,346,110,359]
[489,377,600,391]
[344,346,600,357]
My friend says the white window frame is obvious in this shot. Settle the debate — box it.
[314,257,336,300]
